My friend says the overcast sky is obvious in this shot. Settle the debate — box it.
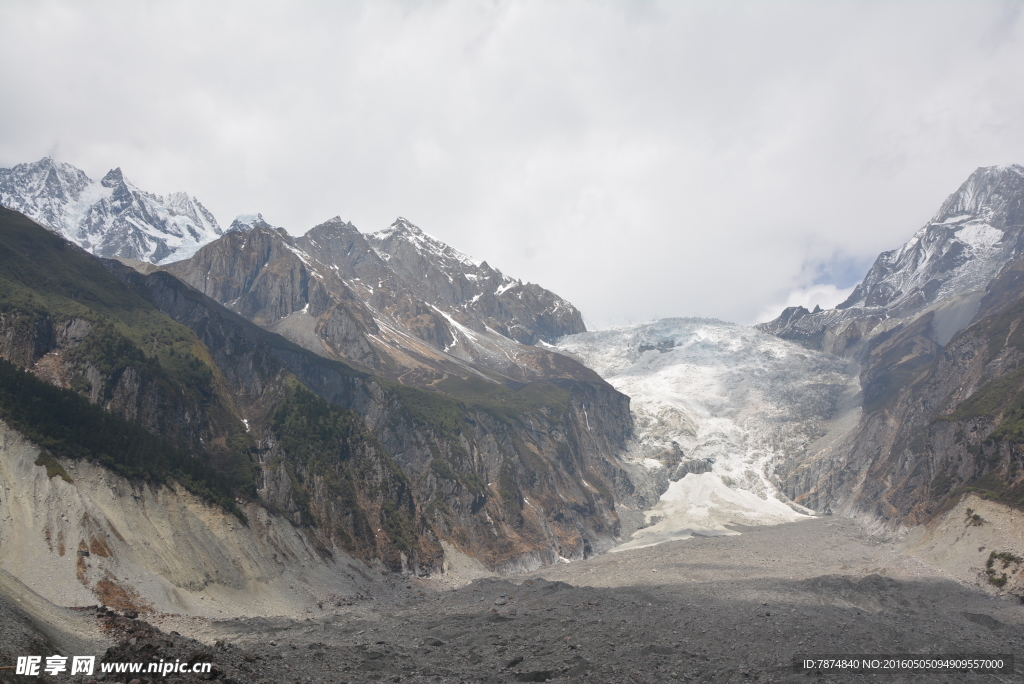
[3,1,1024,328]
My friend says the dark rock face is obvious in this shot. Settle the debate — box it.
[0,157,221,263]
[116,264,633,571]
[671,458,715,479]
[158,214,633,568]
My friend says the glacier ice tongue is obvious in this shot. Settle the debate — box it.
[556,317,856,549]
[611,472,808,552]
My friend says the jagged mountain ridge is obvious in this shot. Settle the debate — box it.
[164,215,589,386]
[0,157,221,264]
[368,218,585,345]
[0,157,586,383]
[760,165,1024,354]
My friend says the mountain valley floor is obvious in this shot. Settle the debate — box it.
[8,515,1024,684]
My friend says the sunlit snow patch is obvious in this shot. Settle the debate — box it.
[955,224,1004,250]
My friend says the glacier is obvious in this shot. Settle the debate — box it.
[555,318,859,548]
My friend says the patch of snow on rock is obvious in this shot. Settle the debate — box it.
[955,223,1004,250]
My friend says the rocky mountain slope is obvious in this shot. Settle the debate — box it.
[781,251,1024,525]
[0,205,438,578]
[155,211,641,568]
[754,165,1024,578]
[123,255,633,571]
[0,157,221,263]
[0,204,637,622]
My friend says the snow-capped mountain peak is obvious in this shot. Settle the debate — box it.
[0,157,90,232]
[100,167,124,187]
[0,157,222,264]
[931,164,1024,225]
[228,213,273,233]
[761,164,1024,350]
[836,165,1024,314]
[372,217,482,268]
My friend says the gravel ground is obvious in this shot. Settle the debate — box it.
[5,517,1024,684]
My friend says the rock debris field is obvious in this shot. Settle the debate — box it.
[5,517,1024,684]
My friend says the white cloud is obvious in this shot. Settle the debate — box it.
[1,0,1023,328]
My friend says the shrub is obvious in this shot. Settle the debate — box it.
[985,551,1022,588]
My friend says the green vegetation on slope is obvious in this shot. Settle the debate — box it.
[0,207,201,353]
[381,376,570,503]
[0,357,244,519]
[0,207,220,409]
[944,371,1024,424]
[436,375,571,424]
[270,384,419,556]
[381,375,571,436]
[0,206,254,487]
[924,299,1024,510]
[861,314,937,413]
